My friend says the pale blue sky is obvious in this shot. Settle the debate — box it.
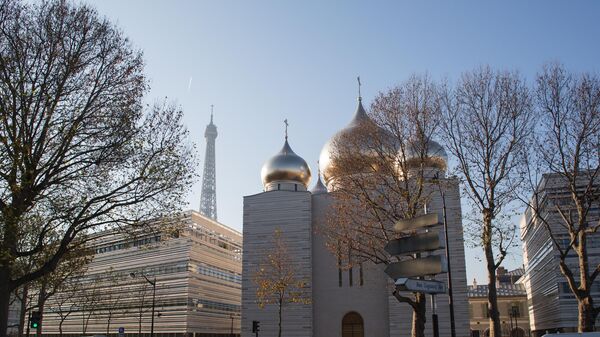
[86,0,600,283]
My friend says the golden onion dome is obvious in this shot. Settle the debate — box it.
[402,140,448,171]
[319,97,392,185]
[261,138,311,188]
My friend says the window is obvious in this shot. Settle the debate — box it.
[510,303,521,318]
[359,263,364,286]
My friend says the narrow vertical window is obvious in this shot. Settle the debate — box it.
[359,263,364,286]
[338,258,343,287]
[348,247,353,287]
[337,242,342,287]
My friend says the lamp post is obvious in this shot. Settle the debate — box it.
[130,272,156,337]
[230,314,234,337]
[434,173,457,337]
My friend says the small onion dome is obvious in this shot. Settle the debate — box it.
[402,139,448,171]
[319,97,393,186]
[261,139,311,188]
[310,173,328,195]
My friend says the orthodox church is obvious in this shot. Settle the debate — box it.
[241,95,470,337]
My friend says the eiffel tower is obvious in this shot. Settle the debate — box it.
[199,105,218,220]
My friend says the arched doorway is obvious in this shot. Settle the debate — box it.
[510,327,525,337]
[342,312,364,337]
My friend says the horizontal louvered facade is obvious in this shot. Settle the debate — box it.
[36,211,242,337]
[520,173,600,335]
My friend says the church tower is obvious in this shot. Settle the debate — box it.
[242,122,313,337]
[200,105,218,220]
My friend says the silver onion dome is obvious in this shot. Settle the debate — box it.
[310,172,328,195]
[261,139,312,188]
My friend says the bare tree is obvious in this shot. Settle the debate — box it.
[12,245,89,336]
[79,277,104,335]
[439,66,533,337]
[321,75,444,337]
[51,279,83,337]
[135,280,151,335]
[254,229,310,337]
[0,1,196,334]
[523,63,600,332]
[103,273,126,337]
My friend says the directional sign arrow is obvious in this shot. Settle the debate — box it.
[384,255,448,279]
[395,277,447,294]
[394,213,442,232]
[384,231,445,256]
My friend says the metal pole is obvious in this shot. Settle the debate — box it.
[25,311,30,337]
[440,188,457,337]
[431,294,439,337]
[513,312,519,335]
[150,278,156,337]
[230,315,234,337]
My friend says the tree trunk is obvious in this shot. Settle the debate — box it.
[0,268,11,337]
[59,317,65,337]
[278,298,282,337]
[36,283,46,335]
[576,230,595,332]
[577,295,596,332]
[18,285,28,337]
[485,246,501,337]
[411,293,427,337]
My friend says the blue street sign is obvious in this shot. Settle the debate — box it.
[118,327,125,334]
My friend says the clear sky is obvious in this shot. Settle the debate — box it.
[86,0,600,283]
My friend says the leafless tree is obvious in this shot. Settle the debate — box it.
[51,279,83,337]
[134,280,152,335]
[103,275,126,337]
[0,1,196,334]
[439,66,533,337]
[321,75,444,337]
[254,229,310,337]
[13,245,89,336]
[523,63,600,332]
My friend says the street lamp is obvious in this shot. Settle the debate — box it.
[130,272,156,337]
[230,314,234,337]
[434,172,457,337]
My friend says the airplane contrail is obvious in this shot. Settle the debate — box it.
[187,77,193,92]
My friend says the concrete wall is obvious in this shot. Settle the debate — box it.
[311,193,391,337]
[242,190,313,337]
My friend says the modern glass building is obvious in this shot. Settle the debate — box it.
[37,211,242,337]
[520,173,600,336]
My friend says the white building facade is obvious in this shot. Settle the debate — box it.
[520,173,600,336]
[242,97,469,337]
[38,211,242,337]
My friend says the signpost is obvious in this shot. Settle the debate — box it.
[384,255,448,279]
[395,278,446,294]
[394,213,441,232]
[386,211,448,337]
[384,231,445,256]
[118,327,125,337]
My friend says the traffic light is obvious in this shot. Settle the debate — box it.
[252,320,260,333]
[30,311,41,329]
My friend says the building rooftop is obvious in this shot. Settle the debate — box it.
[468,283,527,298]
